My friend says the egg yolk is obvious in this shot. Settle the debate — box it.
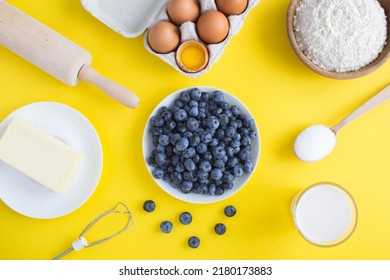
[180,46,206,71]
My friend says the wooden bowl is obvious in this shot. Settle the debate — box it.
[287,0,390,79]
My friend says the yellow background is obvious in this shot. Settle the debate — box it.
[0,0,390,260]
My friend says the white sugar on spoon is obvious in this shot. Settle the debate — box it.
[295,85,390,162]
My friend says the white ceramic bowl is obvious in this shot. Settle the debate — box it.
[142,86,260,204]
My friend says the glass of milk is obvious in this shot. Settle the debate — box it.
[291,182,357,247]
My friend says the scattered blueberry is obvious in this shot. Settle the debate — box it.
[160,221,173,233]
[143,200,156,213]
[224,205,237,217]
[215,223,227,235]
[179,212,192,225]
[188,236,200,248]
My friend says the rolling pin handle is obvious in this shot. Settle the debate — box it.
[78,64,140,109]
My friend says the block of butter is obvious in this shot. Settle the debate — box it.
[0,117,84,193]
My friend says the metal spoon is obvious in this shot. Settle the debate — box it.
[294,84,390,162]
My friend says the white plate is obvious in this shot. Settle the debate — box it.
[0,102,103,219]
[142,86,260,204]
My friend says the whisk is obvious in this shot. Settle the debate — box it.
[53,202,134,260]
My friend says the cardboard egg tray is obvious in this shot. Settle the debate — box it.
[81,0,260,78]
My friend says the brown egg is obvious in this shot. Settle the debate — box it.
[147,21,180,54]
[216,0,248,16]
[167,0,200,25]
[196,10,229,44]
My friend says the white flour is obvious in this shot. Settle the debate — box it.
[294,0,387,72]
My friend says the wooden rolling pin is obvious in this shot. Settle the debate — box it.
[0,1,139,108]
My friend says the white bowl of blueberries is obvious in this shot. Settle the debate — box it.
[142,87,260,204]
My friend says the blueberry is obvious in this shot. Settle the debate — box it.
[155,153,166,165]
[158,135,170,146]
[160,221,173,233]
[243,161,254,173]
[249,130,257,140]
[218,101,230,110]
[209,138,219,147]
[188,100,198,108]
[222,182,234,190]
[224,205,236,217]
[156,144,165,154]
[223,172,235,183]
[215,186,224,196]
[169,133,181,146]
[157,106,168,115]
[213,159,225,168]
[189,135,201,147]
[161,110,172,121]
[179,212,192,225]
[233,164,243,177]
[166,121,176,131]
[179,91,191,103]
[199,160,212,173]
[227,157,239,168]
[197,171,209,180]
[238,149,251,161]
[154,116,165,127]
[176,137,189,151]
[174,109,188,122]
[215,128,225,140]
[175,162,185,172]
[194,128,205,136]
[143,200,156,213]
[241,135,251,146]
[231,105,240,116]
[230,140,241,153]
[171,172,183,184]
[201,132,212,143]
[181,181,193,193]
[182,147,196,158]
[215,223,226,235]
[152,168,164,179]
[212,146,226,159]
[188,236,200,248]
[187,118,199,132]
[212,91,224,102]
[224,109,233,118]
[201,91,210,101]
[174,99,184,108]
[203,151,213,161]
[244,116,256,129]
[192,154,200,164]
[210,168,223,180]
[183,131,193,138]
[198,101,207,108]
[206,116,220,130]
[184,159,196,171]
[188,107,199,118]
[177,123,188,133]
[219,114,229,126]
[196,143,208,154]
[225,126,236,138]
[152,126,163,136]
[197,109,207,120]
[190,88,202,101]
[208,184,216,196]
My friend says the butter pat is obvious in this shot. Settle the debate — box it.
[0,117,84,193]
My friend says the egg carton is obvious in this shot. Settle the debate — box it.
[81,0,260,78]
